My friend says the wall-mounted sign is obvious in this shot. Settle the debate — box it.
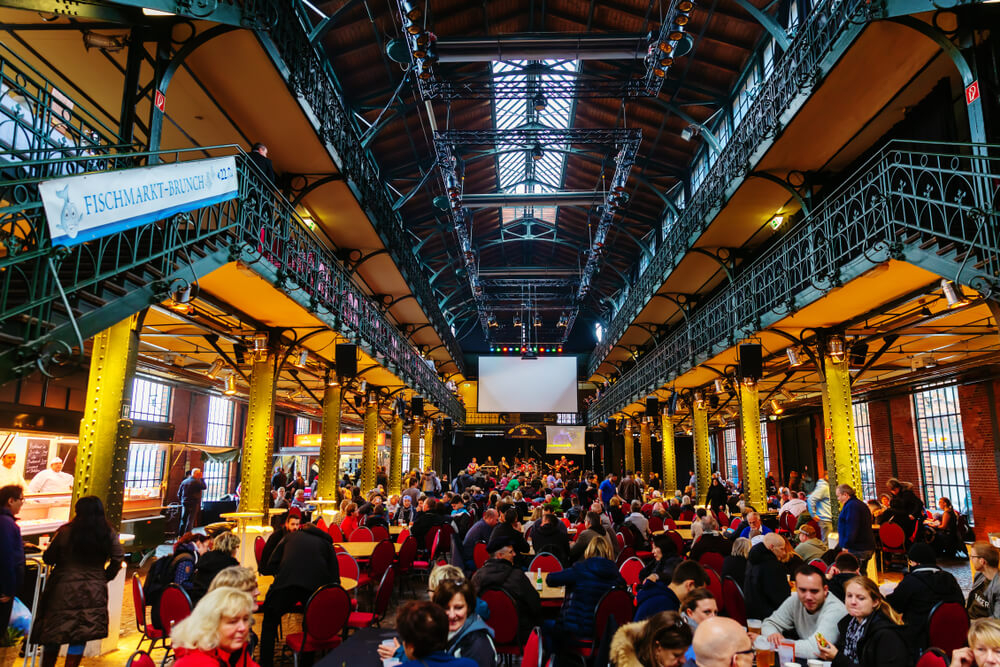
[506,424,543,439]
[39,156,238,248]
[293,433,386,448]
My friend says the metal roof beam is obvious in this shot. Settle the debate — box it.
[435,33,649,62]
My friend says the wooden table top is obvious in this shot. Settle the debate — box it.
[221,511,265,520]
[335,541,403,558]
[652,528,693,540]
[525,571,565,600]
[389,525,404,535]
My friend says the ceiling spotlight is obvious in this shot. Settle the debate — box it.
[253,332,269,361]
[941,278,969,309]
[786,346,803,367]
[677,0,695,11]
[714,378,725,394]
[386,38,411,63]
[327,373,340,387]
[487,313,498,327]
[533,313,543,327]
[770,399,785,415]
[557,312,569,328]
[513,315,523,327]
[533,92,547,111]
[693,390,705,409]
[827,336,845,362]
[294,349,309,369]
[415,60,433,81]
[207,358,225,380]
[402,16,421,35]
[674,14,690,25]
[680,124,697,142]
[530,143,544,161]
[83,32,125,52]
[400,0,421,20]
[224,375,237,396]
[780,389,794,401]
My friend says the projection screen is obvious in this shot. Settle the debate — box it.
[477,356,578,413]
[546,425,586,455]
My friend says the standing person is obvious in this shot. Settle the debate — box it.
[619,472,641,504]
[0,452,26,489]
[170,587,259,667]
[885,478,925,543]
[967,542,1000,620]
[834,484,875,570]
[0,484,25,634]
[706,479,728,513]
[600,474,618,507]
[31,496,124,667]
[270,467,286,492]
[808,478,833,541]
[247,142,276,186]
[178,468,207,534]
[27,457,73,494]
[815,576,908,667]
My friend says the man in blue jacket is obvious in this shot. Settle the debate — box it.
[835,483,875,570]
[599,474,618,507]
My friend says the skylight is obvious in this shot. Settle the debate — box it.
[491,60,579,224]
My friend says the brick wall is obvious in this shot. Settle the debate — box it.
[765,420,780,480]
[867,394,922,500]
[957,381,1000,536]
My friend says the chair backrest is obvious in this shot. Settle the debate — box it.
[730,516,742,530]
[648,516,664,532]
[716,511,729,526]
[665,529,684,554]
[473,541,490,569]
[480,589,519,645]
[131,575,147,632]
[595,588,634,639]
[561,517,571,527]
[254,535,266,567]
[722,576,747,625]
[664,516,677,530]
[125,651,156,667]
[368,539,396,579]
[301,584,351,645]
[158,584,192,632]
[680,510,695,521]
[809,559,828,573]
[437,524,455,554]
[522,628,542,667]
[336,551,360,580]
[327,522,344,542]
[705,568,723,609]
[641,503,654,515]
[372,566,396,621]
[778,511,794,533]
[619,557,644,589]
[397,528,410,544]
[316,516,328,533]
[370,525,390,542]
[615,546,636,568]
[880,522,906,549]
[529,553,563,573]
[699,552,725,574]
[928,601,970,658]
[396,536,417,573]
[350,526,374,542]
[916,648,949,667]
[425,525,441,553]
[615,532,626,550]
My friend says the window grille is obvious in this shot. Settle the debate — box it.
[723,427,739,484]
[131,378,172,422]
[124,443,164,499]
[760,421,771,477]
[852,402,878,501]
[912,386,973,522]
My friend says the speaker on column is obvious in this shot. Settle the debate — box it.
[738,343,762,381]
[411,396,424,415]
[607,417,617,434]
[645,397,659,417]
[336,343,357,378]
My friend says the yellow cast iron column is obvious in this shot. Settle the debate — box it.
[409,421,422,475]
[389,417,404,497]
[238,346,278,516]
[424,421,435,471]
[693,404,712,505]
[623,422,635,474]
[639,420,653,484]
[824,355,862,499]
[739,383,768,511]
[661,414,678,496]
[315,384,342,500]
[360,400,379,493]
[74,313,142,529]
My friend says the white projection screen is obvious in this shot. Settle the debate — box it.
[478,356,578,413]
[546,425,586,455]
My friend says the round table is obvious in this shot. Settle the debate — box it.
[335,541,403,559]
[652,527,693,540]
[340,577,359,592]
[221,511,265,563]
[389,525,405,535]
[524,571,565,600]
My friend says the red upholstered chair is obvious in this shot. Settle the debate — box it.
[283,584,351,666]
[879,521,908,571]
[561,517,571,528]
[395,536,418,596]
[665,516,677,530]
[358,539,395,590]
[665,529,685,555]
[916,648,949,667]
[336,552,360,581]
[350,526,374,542]
[648,516,664,532]
[413,529,442,576]
[641,503,654,515]
[730,516,742,530]
[370,526,390,542]
[473,542,490,569]
[131,575,165,652]
[928,601,970,658]
[423,526,441,556]
[716,511,729,527]
[529,553,563,573]
[809,559,828,573]
[680,510,695,521]
[522,628,543,667]
[722,576,747,625]
[254,535,266,568]
[158,583,192,658]
[705,568,723,611]
[125,651,156,667]
[347,566,395,631]
[396,528,410,543]
[698,552,725,575]
[316,516,328,533]
[327,522,343,543]
[619,557,644,594]
[615,532,626,550]
[481,589,520,656]
[777,512,795,535]
[569,589,635,658]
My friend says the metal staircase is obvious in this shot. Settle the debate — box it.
[588,141,1000,424]
[0,146,465,421]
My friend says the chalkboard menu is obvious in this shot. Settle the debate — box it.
[24,439,50,478]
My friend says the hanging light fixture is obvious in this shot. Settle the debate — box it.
[327,372,340,387]
[770,399,785,415]
[402,16,421,35]
[533,92,547,111]
[530,143,544,161]
[513,315,523,327]
[224,375,237,396]
[253,332,269,361]
[941,278,969,309]
[786,346,803,367]
[206,358,225,380]
[294,349,309,369]
[714,378,725,394]
[827,336,845,362]
[533,313,543,327]
[400,0,421,20]
[693,390,705,409]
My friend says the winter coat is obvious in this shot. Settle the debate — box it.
[706,483,729,511]
[689,532,731,561]
[744,542,790,620]
[447,614,498,667]
[830,610,908,667]
[546,557,625,638]
[721,555,747,585]
[0,506,24,599]
[886,565,964,654]
[610,619,651,667]
[265,524,338,595]
[887,489,924,541]
[634,580,681,620]
[174,646,259,667]
[471,557,541,640]
[31,523,124,645]
[190,550,240,602]
[400,651,476,667]
[837,497,875,553]
[531,521,571,564]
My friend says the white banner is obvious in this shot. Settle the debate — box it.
[39,156,239,248]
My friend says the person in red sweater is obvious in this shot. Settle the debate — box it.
[170,587,258,667]
[339,502,359,539]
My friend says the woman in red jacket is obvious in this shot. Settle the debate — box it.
[170,587,258,667]
[339,502,360,539]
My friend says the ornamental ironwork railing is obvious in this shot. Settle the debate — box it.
[588,141,1000,424]
[588,0,874,377]
[259,2,465,374]
[0,146,465,422]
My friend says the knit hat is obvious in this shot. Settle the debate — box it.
[799,524,817,538]
[286,507,303,521]
[907,541,937,565]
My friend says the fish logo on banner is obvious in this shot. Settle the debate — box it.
[52,185,84,239]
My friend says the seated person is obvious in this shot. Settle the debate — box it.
[886,542,964,657]
[744,534,791,620]
[393,601,478,667]
[794,524,826,563]
[825,552,860,602]
[639,533,683,584]
[755,564,848,660]
[635,560,709,621]
[531,513,571,565]
[471,537,541,642]
[738,512,773,540]
[815,576,908,667]
[610,610,693,667]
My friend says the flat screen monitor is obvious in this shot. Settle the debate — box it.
[546,425,586,455]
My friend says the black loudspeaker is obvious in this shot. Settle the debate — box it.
[353,395,364,408]
[607,418,617,433]
[336,343,357,378]
[738,343,762,380]
[411,396,424,415]
[443,418,453,430]
[850,342,868,367]
[645,397,659,417]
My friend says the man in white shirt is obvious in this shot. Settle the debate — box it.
[27,457,74,494]
[780,491,809,518]
[0,452,26,489]
[625,500,649,536]
[755,564,848,659]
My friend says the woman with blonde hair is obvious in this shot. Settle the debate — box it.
[208,566,259,598]
[816,576,906,667]
[952,618,1000,667]
[171,587,258,667]
[191,531,240,602]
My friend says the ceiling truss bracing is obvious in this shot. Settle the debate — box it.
[434,128,642,343]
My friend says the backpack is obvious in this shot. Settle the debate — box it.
[144,551,193,606]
